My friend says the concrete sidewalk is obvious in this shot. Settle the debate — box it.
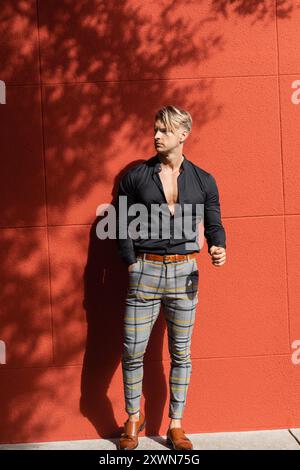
[1,428,300,450]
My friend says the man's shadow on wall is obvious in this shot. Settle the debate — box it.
[80,159,168,440]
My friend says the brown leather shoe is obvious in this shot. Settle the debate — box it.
[166,427,193,450]
[117,412,146,450]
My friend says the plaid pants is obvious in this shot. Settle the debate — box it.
[121,255,199,419]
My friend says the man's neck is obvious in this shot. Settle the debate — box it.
[158,153,184,172]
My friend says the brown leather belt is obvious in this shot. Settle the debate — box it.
[136,252,197,263]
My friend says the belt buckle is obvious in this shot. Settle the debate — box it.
[163,254,174,263]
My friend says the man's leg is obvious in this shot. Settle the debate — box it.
[122,258,165,421]
[162,258,199,427]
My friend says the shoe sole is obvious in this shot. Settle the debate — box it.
[166,436,193,451]
[117,419,146,450]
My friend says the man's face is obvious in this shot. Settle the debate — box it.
[154,119,186,154]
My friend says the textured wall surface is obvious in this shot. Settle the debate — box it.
[0,0,300,444]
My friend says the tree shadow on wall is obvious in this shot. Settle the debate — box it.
[0,0,296,444]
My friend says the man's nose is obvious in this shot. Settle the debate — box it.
[155,130,161,139]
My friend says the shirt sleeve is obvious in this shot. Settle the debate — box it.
[204,173,226,253]
[115,170,137,266]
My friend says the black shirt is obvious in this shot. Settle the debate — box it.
[115,153,226,266]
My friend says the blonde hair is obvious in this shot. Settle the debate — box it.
[155,105,192,133]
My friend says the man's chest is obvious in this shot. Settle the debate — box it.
[159,171,180,201]
[135,172,206,208]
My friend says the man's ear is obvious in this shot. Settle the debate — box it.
[185,129,190,140]
[180,129,189,143]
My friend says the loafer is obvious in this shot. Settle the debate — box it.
[117,412,146,450]
[166,427,193,450]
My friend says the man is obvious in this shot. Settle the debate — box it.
[115,105,226,450]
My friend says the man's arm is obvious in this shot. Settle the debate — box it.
[204,173,226,254]
[115,170,137,266]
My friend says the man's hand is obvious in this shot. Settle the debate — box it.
[128,260,139,272]
[209,246,226,266]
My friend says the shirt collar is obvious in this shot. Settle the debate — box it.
[153,153,187,174]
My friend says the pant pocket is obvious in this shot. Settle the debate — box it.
[127,259,143,293]
[187,259,199,301]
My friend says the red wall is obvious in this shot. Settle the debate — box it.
[1,0,300,444]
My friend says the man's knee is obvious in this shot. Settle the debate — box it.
[170,347,192,366]
[122,347,146,368]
